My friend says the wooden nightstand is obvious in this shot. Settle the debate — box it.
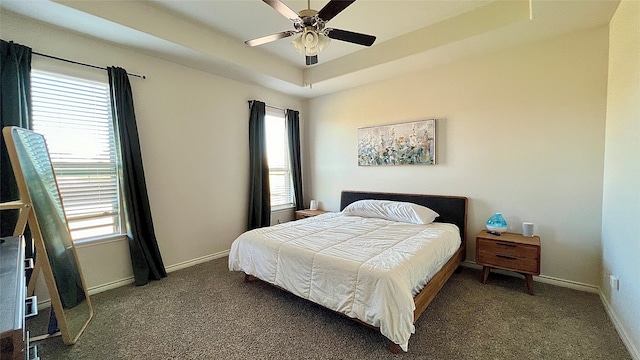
[295,209,329,220]
[475,230,541,295]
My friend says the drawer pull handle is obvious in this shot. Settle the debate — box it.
[497,243,517,247]
[29,342,40,360]
[25,296,38,318]
[28,335,40,360]
[496,254,517,260]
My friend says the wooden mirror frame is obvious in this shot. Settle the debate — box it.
[2,126,93,345]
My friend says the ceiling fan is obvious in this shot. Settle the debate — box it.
[245,0,376,65]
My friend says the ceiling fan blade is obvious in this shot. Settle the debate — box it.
[245,31,296,47]
[306,55,318,65]
[263,0,301,22]
[325,28,376,46]
[317,0,356,22]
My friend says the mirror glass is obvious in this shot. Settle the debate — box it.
[5,126,92,344]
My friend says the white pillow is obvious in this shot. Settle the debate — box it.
[342,199,439,224]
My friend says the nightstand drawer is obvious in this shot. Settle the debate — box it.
[475,230,541,294]
[295,209,329,220]
[477,238,538,259]
[477,252,539,274]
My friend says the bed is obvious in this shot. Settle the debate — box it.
[229,191,467,352]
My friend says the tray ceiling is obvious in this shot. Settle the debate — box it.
[0,0,620,98]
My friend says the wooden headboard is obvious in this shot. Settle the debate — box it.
[340,190,468,242]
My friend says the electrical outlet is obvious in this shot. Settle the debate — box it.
[609,275,619,290]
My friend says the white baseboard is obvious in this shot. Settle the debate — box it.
[165,249,230,273]
[88,277,135,295]
[37,276,136,309]
[461,261,599,293]
[599,293,640,360]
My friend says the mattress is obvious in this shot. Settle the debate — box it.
[228,212,461,351]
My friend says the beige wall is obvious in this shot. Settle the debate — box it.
[1,5,636,357]
[305,26,609,287]
[0,11,303,292]
[602,0,640,357]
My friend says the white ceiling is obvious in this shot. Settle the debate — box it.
[0,0,620,98]
[152,0,493,64]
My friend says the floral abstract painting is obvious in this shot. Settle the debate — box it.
[358,119,436,166]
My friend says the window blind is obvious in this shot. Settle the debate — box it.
[31,70,122,240]
[265,110,293,208]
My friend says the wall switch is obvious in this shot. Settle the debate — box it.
[609,275,619,290]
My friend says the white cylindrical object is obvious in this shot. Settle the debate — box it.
[522,222,534,237]
[310,200,318,210]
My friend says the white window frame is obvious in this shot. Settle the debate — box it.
[30,69,126,243]
[265,107,294,210]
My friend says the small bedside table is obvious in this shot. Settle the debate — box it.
[295,209,329,220]
[475,230,541,295]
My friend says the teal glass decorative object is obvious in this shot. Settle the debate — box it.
[486,213,508,235]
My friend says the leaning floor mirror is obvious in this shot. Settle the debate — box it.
[3,126,93,345]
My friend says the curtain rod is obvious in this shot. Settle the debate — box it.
[33,51,146,79]
[248,100,286,112]
[266,104,285,111]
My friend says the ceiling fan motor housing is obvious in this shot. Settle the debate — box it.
[299,9,320,26]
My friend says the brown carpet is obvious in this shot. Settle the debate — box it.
[28,257,631,359]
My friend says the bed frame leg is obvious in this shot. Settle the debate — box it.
[387,341,403,354]
[244,274,255,283]
[454,266,463,274]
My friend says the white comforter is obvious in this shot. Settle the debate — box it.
[228,212,461,351]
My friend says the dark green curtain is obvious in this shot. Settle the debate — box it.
[108,66,166,286]
[248,100,270,229]
[286,109,304,211]
[0,40,33,256]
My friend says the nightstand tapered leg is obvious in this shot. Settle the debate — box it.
[481,266,491,284]
[525,274,534,295]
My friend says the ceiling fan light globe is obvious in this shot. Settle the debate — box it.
[302,30,318,48]
[291,35,305,55]
[317,33,331,52]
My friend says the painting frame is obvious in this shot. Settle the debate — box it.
[358,119,436,166]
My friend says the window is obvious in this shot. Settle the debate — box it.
[265,108,293,209]
[30,70,124,241]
